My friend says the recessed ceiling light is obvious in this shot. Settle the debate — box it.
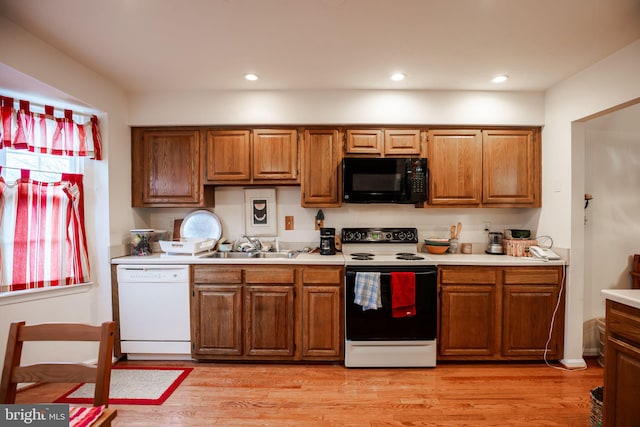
[245,73,259,81]
[492,74,509,83]
[390,72,406,81]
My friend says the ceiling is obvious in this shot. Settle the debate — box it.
[1,0,639,94]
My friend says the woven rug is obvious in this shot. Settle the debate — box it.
[55,366,193,405]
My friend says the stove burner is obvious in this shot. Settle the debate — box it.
[396,252,416,256]
[349,252,375,261]
[396,254,425,260]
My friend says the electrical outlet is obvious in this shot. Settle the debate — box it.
[483,221,491,232]
[285,216,294,230]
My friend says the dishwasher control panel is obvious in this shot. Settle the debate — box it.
[116,265,189,283]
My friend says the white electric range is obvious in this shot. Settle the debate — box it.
[341,227,438,368]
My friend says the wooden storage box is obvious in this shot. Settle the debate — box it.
[503,239,537,257]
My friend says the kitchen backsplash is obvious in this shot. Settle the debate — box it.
[143,186,542,250]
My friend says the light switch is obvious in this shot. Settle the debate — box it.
[285,216,294,230]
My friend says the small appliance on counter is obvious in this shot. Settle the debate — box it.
[503,229,531,239]
[486,232,504,255]
[319,227,336,255]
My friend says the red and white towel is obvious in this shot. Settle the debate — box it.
[69,405,104,427]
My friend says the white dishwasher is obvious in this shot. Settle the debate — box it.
[116,264,191,360]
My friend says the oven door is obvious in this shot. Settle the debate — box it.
[345,265,437,341]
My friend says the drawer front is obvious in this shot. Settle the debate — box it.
[503,268,560,285]
[302,267,343,285]
[440,267,496,285]
[245,268,295,284]
[607,300,640,344]
[193,267,243,284]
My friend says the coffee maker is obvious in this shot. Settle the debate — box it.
[486,232,504,255]
[320,228,336,255]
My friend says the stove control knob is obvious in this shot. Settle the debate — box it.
[398,232,406,240]
[385,232,392,240]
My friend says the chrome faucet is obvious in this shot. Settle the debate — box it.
[235,234,263,252]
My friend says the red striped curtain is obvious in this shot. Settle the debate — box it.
[0,96,102,159]
[0,172,90,292]
[0,94,96,293]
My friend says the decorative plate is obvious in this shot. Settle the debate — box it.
[180,210,222,240]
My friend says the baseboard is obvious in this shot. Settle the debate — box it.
[583,347,600,357]
[560,358,587,369]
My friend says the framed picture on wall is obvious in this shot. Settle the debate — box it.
[244,188,277,236]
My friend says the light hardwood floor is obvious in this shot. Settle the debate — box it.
[16,359,603,426]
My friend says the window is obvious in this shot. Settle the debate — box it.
[0,148,84,180]
[0,95,100,293]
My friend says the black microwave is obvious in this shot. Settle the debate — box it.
[342,157,427,204]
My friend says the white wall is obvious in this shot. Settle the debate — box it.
[148,187,542,252]
[582,127,640,353]
[128,89,545,126]
[544,39,640,366]
[0,16,131,362]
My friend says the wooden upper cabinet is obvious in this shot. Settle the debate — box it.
[252,129,298,182]
[482,129,539,206]
[346,129,383,154]
[346,128,421,156]
[131,127,212,207]
[384,129,421,155]
[427,129,483,205]
[301,129,342,207]
[205,130,251,181]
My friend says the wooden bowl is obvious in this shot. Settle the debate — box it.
[425,244,449,254]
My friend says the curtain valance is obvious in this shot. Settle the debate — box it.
[0,95,102,159]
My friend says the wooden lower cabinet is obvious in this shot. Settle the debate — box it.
[439,284,496,357]
[245,285,295,357]
[191,264,343,362]
[604,300,640,427]
[301,266,344,360]
[438,265,565,361]
[192,284,243,356]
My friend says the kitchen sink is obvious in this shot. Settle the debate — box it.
[202,251,298,259]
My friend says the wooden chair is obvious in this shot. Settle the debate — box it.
[0,321,117,426]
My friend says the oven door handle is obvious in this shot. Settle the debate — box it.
[345,270,436,278]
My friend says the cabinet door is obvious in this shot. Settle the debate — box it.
[301,267,344,359]
[192,284,243,356]
[301,129,342,207]
[427,129,482,205]
[604,337,640,426]
[482,129,539,206]
[132,128,207,207]
[439,284,497,357]
[245,285,295,357]
[346,129,383,154]
[302,287,342,358]
[205,130,251,182]
[384,129,421,156]
[501,285,563,358]
[252,129,298,181]
[604,300,640,426]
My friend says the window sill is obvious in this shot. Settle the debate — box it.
[0,282,93,306]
